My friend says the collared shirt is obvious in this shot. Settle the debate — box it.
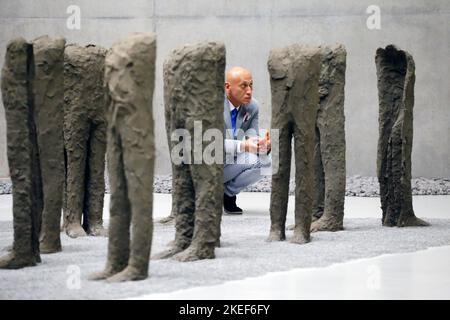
[227,98,241,112]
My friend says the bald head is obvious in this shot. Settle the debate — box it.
[226,66,252,83]
[225,66,253,107]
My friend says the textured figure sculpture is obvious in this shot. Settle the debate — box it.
[90,33,156,282]
[267,44,321,244]
[33,36,66,253]
[0,38,43,268]
[63,44,108,238]
[375,45,429,227]
[154,42,225,261]
[310,44,347,232]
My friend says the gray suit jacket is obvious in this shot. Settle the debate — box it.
[224,97,259,155]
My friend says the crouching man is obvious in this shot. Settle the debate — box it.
[223,66,271,214]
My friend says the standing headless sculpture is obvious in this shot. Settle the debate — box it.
[376,45,429,227]
[0,38,43,269]
[310,44,347,232]
[90,33,156,282]
[267,44,321,244]
[63,44,108,238]
[154,42,225,261]
[33,36,66,253]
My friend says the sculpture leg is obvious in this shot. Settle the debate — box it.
[85,122,107,236]
[291,124,313,244]
[267,48,295,236]
[311,45,346,232]
[90,126,130,280]
[312,126,325,221]
[153,164,194,259]
[33,36,65,253]
[311,104,346,231]
[0,39,42,268]
[391,120,428,227]
[311,116,345,232]
[397,56,429,227]
[107,124,154,282]
[268,124,292,241]
[63,116,89,238]
[173,163,222,262]
[38,138,64,252]
[0,167,41,268]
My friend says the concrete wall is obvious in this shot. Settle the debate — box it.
[0,0,449,178]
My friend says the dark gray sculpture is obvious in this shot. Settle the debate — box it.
[0,38,43,269]
[267,44,321,244]
[154,42,225,261]
[63,44,107,238]
[90,33,156,282]
[376,45,429,227]
[310,44,347,232]
[33,35,66,253]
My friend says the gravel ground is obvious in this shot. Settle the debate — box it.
[1,175,450,196]
[1,216,449,299]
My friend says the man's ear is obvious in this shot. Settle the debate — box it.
[224,82,230,90]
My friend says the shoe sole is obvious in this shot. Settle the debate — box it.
[224,209,243,215]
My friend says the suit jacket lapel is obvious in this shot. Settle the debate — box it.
[234,105,246,140]
[236,105,245,132]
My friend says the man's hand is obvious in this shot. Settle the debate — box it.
[257,131,271,154]
[240,132,271,154]
[240,136,259,153]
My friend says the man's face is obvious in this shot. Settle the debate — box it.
[225,70,253,106]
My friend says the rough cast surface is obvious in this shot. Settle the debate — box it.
[33,36,66,253]
[311,44,347,232]
[154,42,225,261]
[90,33,156,282]
[267,44,321,244]
[63,44,108,238]
[376,45,429,227]
[0,38,43,269]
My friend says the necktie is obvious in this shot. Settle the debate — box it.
[231,108,239,134]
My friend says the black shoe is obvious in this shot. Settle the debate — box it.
[223,194,243,214]
[312,208,324,221]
